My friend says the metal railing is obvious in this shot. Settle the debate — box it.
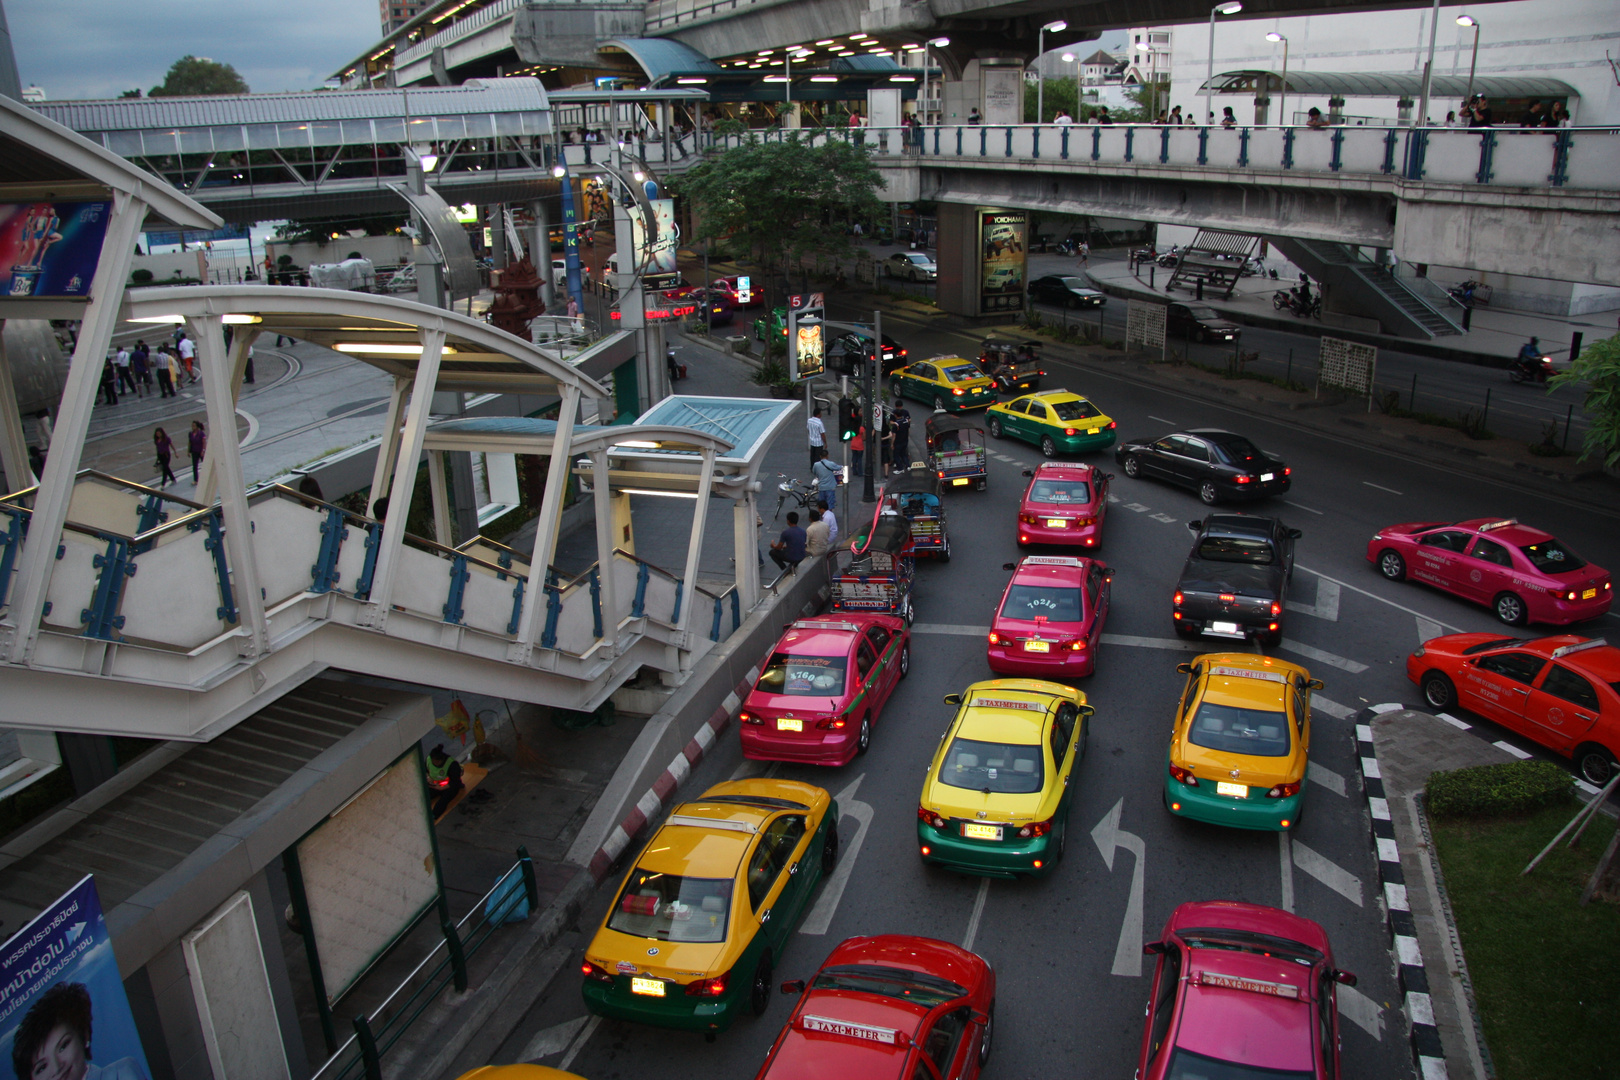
[395,0,526,66]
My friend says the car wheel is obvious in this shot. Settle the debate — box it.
[1421,671,1456,711]
[1122,455,1141,478]
[1575,744,1617,787]
[988,416,1003,438]
[1493,591,1527,626]
[1041,436,1058,458]
[821,821,839,874]
[1199,480,1220,505]
[1065,297,1077,310]
[1378,550,1407,581]
[1197,328,1208,343]
[856,715,872,755]
[1053,821,1067,865]
[750,952,774,1017]
[890,380,903,400]
[933,395,948,413]
[898,643,911,678]
[978,1001,996,1067]
[939,541,951,563]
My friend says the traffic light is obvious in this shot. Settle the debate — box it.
[838,397,860,442]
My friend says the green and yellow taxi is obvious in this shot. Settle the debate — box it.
[1163,653,1322,832]
[917,679,1092,878]
[582,779,838,1033]
[889,356,999,413]
[985,389,1118,458]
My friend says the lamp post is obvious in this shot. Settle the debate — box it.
[1416,0,1440,128]
[1265,32,1289,126]
[1135,41,1162,121]
[1206,2,1242,124]
[1061,52,1076,118]
[1456,15,1481,108]
[1037,19,1067,123]
[923,36,949,125]
[784,47,811,112]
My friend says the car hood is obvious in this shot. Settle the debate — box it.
[922,779,1046,824]
[1198,317,1242,330]
[1178,560,1283,596]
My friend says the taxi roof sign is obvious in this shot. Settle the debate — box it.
[792,620,864,634]
[799,1014,910,1047]
[1022,556,1084,567]
[666,813,758,834]
[1196,971,1301,999]
[1208,665,1288,682]
[970,696,1048,712]
[1551,637,1608,659]
[1478,518,1520,532]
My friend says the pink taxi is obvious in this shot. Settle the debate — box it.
[1016,462,1110,548]
[986,555,1112,678]
[740,615,910,765]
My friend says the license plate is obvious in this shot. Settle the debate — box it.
[961,822,1003,840]
[1583,588,1598,599]
[952,478,970,486]
[1261,472,1275,482]
[1211,621,1241,635]
[1024,640,1051,653]
[1087,427,1100,435]
[1216,781,1249,798]
[777,717,803,732]
[631,977,666,997]
[1046,518,1067,528]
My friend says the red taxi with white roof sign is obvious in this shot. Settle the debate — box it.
[1368,517,1611,626]
[740,615,911,765]
[1016,461,1110,548]
[987,555,1113,677]
[755,934,996,1080]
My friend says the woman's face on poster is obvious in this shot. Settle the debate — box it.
[29,1023,88,1080]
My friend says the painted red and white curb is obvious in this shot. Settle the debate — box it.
[588,667,760,883]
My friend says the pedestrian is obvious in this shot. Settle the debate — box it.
[1221,106,1237,129]
[807,405,826,466]
[813,451,841,504]
[1466,96,1493,127]
[803,506,831,559]
[187,420,207,483]
[425,744,464,818]
[154,346,174,398]
[849,424,865,478]
[28,443,45,480]
[1078,240,1090,268]
[1169,106,1183,126]
[166,347,184,397]
[177,332,198,384]
[967,107,982,125]
[1306,107,1329,130]
[880,414,895,475]
[847,110,864,129]
[99,353,119,406]
[769,511,808,572]
[243,343,255,385]
[114,344,137,395]
[131,340,151,395]
[1096,105,1113,125]
[890,400,911,470]
[1053,109,1073,125]
[1519,100,1545,128]
[153,427,177,487]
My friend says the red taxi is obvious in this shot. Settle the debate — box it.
[1016,462,1111,547]
[1137,901,1355,1080]
[756,935,995,1080]
[711,275,764,308]
[1408,633,1620,785]
[1368,517,1611,626]
[987,555,1112,678]
[741,615,910,765]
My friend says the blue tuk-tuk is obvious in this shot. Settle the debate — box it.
[883,469,949,561]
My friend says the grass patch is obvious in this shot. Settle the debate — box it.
[1185,358,1312,393]
[1375,390,1495,440]
[1430,800,1620,1080]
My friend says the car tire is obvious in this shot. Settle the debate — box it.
[1378,550,1407,581]
[1421,671,1456,711]
[899,643,911,678]
[1053,821,1067,865]
[933,395,948,413]
[750,952,773,1017]
[978,1001,996,1067]
[988,416,1003,438]
[1493,591,1527,626]
[1041,436,1057,458]
[1197,328,1208,343]
[890,380,903,400]
[939,542,951,563]
[821,822,839,874]
[1122,455,1141,478]
[1575,744,1618,787]
[1199,480,1220,505]
[856,715,872,755]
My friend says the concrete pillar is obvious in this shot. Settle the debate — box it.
[449,438,479,543]
[489,205,507,268]
[610,490,635,557]
[428,449,452,543]
[532,199,556,314]
[733,493,760,612]
[0,319,37,490]
[591,449,618,650]
[1253,95,1270,126]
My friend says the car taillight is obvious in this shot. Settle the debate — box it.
[1562,589,1578,601]
[1019,513,1038,525]
[817,716,847,730]
[988,631,1003,645]
[686,973,728,997]
[1076,515,1094,525]
[582,961,614,983]
[1284,467,1292,476]
[1235,475,1252,484]
[1219,593,1236,603]
[740,711,762,725]
[938,471,947,479]
[1169,764,1198,786]
[1174,591,1185,606]
[1068,639,1086,651]
[1018,819,1054,838]
[1267,781,1302,799]
[1270,601,1282,616]
[918,805,946,829]
[953,387,965,395]
[1268,622,1279,632]
[1106,421,1117,430]
[1064,427,1077,436]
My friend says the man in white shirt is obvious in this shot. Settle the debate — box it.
[176,334,198,384]
[817,498,839,546]
[803,508,831,559]
[1054,109,1073,124]
[807,406,826,467]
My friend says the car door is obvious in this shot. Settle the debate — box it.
[1018,400,1050,445]
[852,638,881,720]
[1522,662,1604,753]
[1138,941,1184,1070]
[1050,703,1079,816]
[920,1006,972,1080]
[863,624,898,713]
[1168,435,1213,488]
[1140,436,1180,480]
[1412,529,1473,592]
[748,813,811,951]
[1167,304,1192,334]
[1317,969,1341,1080]
[1461,535,1516,605]
[1458,651,1546,729]
[1086,564,1111,642]
[909,362,938,401]
[996,398,1027,436]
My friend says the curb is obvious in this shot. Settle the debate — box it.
[1355,704,1448,1080]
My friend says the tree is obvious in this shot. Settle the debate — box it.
[119,88,142,99]
[671,134,885,307]
[150,56,248,97]
[1023,78,1079,123]
[1549,335,1620,468]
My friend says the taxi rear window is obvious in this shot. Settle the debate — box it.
[1030,480,1091,504]
[1519,537,1587,573]
[1001,583,1083,622]
[1197,536,1275,564]
[813,964,965,1008]
[1165,1047,1312,1080]
[1049,399,1101,422]
[938,736,1044,794]
[758,653,847,696]
[1187,703,1291,757]
[943,364,982,382]
[608,869,731,943]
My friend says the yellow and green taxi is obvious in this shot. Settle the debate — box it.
[1163,653,1323,831]
[985,389,1118,458]
[917,679,1093,878]
[582,779,837,1033]
[889,356,999,413]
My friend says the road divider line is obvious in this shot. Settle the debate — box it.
[1278,638,1369,673]
[1291,839,1364,906]
[556,1015,601,1073]
[1307,761,1347,797]
[1363,481,1404,495]
[1281,499,1323,515]
[1278,832,1295,913]
[519,1016,588,1062]
[1294,563,1465,635]
[1312,695,1354,721]
[1148,415,1175,425]
[801,774,874,936]
[961,878,991,952]
[1492,740,1533,760]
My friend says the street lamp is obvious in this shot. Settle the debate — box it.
[1265,31,1289,126]
[922,37,949,125]
[784,47,812,111]
[1456,14,1481,108]
[1135,41,1163,120]
[1206,2,1242,124]
[1037,19,1067,123]
[1061,52,1077,118]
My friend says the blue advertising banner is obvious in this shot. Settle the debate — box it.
[0,875,151,1080]
[0,203,111,299]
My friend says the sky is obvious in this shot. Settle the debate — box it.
[9,0,383,101]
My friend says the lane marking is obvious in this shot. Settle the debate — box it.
[1416,616,1443,644]
[1363,481,1403,495]
[1125,502,1151,512]
[1278,832,1295,913]
[519,1016,587,1062]
[1307,761,1347,797]
[1292,839,1364,906]
[1091,798,1147,977]
[1437,713,1471,730]
[1106,493,1121,503]
[1150,512,1177,523]
[237,407,259,447]
[1099,633,1204,652]
[912,623,989,636]
[1278,639,1369,673]
[556,1015,601,1073]
[961,877,991,952]
[1281,499,1323,515]
[1148,415,1175,425]
[801,774,875,935]
[1493,740,1533,759]
[1312,695,1355,721]
[1337,983,1386,1040]
[1286,578,1340,622]
[1295,563,1465,635]
[1369,703,1404,715]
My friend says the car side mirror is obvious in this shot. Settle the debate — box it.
[944,693,963,706]
[1333,969,1358,987]
[1079,705,1096,719]
[1308,678,1326,691]
[1105,473,1115,481]
[1022,469,1033,477]
[1143,940,1168,956]
[780,979,807,995]
[1288,528,1303,539]
[1176,662,1194,674]
[1186,521,1200,532]
[1103,568,1116,579]
[970,1010,991,1025]
[1002,562,1017,571]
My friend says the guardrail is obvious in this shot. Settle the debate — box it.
[395,0,526,66]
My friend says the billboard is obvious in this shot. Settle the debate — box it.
[0,875,152,1080]
[788,292,826,382]
[978,211,1027,316]
[0,202,111,298]
[629,198,679,281]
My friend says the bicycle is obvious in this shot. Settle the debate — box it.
[773,473,819,520]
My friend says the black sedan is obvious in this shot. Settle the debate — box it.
[1028,275,1108,309]
[1166,302,1242,343]
[1114,428,1291,505]
[832,331,908,374]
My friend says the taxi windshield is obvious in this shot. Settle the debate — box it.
[939,736,1045,794]
[1180,928,1323,963]
[1188,703,1292,757]
[1164,1048,1312,1080]
[1519,537,1587,573]
[1197,536,1275,564]
[758,653,847,696]
[1001,583,1083,622]
[1049,399,1101,422]
[1030,479,1091,503]
[607,869,731,943]
[944,364,983,382]
[812,965,965,1008]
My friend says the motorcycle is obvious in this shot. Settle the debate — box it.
[1272,290,1293,311]
[1057,237,1079,257]
[1508,352,1555,384]
[1289,294,1322,319]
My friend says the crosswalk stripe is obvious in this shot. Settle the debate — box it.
[1278,639,1368,673]
[1336,983,1385,1039]
[1286,579,1340,621]
[1312,695,1354,720]
[1493,740,1533,760]
[1416,615,1444,644]
[1307,761,1347,796]
[1436,712,1470,730]
[1292,839,1364,906]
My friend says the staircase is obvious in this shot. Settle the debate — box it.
[1164,230,1262,300]
[1269,237,1464,339]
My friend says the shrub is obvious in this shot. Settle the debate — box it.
[1427,760,1573,818]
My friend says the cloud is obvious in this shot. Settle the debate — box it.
[10,0,381,100]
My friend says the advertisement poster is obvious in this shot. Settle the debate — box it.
[978,211,1027,316]
[0,875,151,1080]
[788,292,826,381]
[629,198,679,281]
[0,203,111,299]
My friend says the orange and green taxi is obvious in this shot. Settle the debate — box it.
[1164,653,1322,831]
[986,390,1118,458]
[890,356,998,413]
[917,680,1092,878]
[582,779,838,1033]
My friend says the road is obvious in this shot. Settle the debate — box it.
[477,310,1620,1079]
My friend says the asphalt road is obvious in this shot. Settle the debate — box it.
[480,312,1620,1078]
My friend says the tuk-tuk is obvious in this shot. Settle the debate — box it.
[926,414,988,492]
[883,469,949,561]
[975,339,1045,394]
[830,515,916,624]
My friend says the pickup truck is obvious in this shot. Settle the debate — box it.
[1172,514,1300,646]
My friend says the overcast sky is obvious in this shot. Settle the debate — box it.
[10,0,382,100]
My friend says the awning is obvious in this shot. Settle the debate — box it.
[1201,70,1579,101]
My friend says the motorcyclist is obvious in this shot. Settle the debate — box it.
[1518,337,1544,365]
[1513,337,1551,382]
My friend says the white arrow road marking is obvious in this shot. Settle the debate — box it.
[557,1015,601,1073]
[1150,513,1177,523]
[519,1016,588,1061]
[1416,616,1444,644]
[1307,761,1347,797]
[1107,493,1121,503]
[961,878,991,952]
[801,774,874,935]
[1312,695,1355,721]
[1091,798,1147,976]
[1126,503,1151,512]
[1278,639,1369,673]
[1278,833,1295,913]
[1291,840,1364,906]
[1336,983,1386,1040]
[1286,579,1340,621]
